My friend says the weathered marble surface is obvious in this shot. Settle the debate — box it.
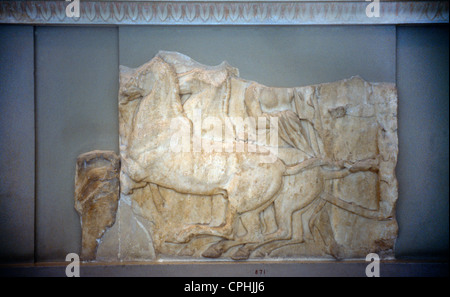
[74,150,120,260]
[77,51,398,261]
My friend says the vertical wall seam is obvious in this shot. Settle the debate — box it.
[33,25,37,264]
[395,25,398,88]
[117,25,120,155]
[393,24,399,258]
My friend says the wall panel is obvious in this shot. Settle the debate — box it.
[0,25,35,263]
[119,26,396,87]
[35,26,119,261]
[395,25,449,259]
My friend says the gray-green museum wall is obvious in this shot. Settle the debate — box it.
[0,24,448,264]
[34,26,119,263]
[0,25,35,263]
[395,25,449,260]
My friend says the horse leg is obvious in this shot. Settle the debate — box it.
[204,204,285,260]
[170,201,238,243]
[202,169,284,259]
[307,198,328,241]
[251,203,321,258]
[249,189,327,258]
[202,185,281,259]
[245,196,305,258]
[240,170,325,258]
[226,169,288,260]
[309,201,343,259]
[202,210,262,259]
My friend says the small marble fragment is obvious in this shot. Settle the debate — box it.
[74,150,120,261]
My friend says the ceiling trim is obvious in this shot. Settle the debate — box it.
[1,1,448,25]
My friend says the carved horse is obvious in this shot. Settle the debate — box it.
[119,56,393,260]
[118,56,367,247]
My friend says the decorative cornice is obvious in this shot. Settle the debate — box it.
[0,1,448,25]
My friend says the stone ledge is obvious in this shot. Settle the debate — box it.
[1,261,448,277]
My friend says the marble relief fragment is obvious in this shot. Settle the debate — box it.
[74,150,120,260]
[76,51,399,261]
